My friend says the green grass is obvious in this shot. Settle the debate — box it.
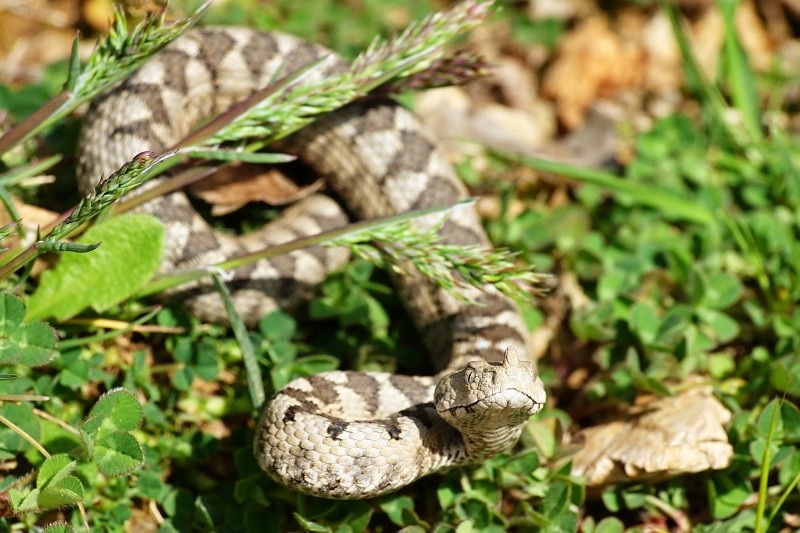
[0,0,798,531]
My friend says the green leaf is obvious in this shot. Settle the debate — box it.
[502,449,541,474]
[59,357,90,390]
[437,484,457,509]
[771,356,800,396]
[37,455,76,489]
[778,449,800,486]
[82,388,144,435]
[756,399,783,439]
[455,521,475,533]
[702,272,743,309]
[170,338,219,390]
[292,513,331,533]
[10,487,41,512]
[523,419,556,459]
[94,431,145,476]
[571,301,615,342]
[709,352,736,379]
[595,517,624,533]
[749,439,782,467]
[697,308,740,343]
[0,402,40,451]
[620,490,646,509]
[290,355,340,376]
[0,291,25,330]
[259,311,297,341]
[597,270,628,301]
[9,459,84,513]
[26,214,164,321]
[630,372,672,397]
[171,366,194,391]
[0,293,57,367]
[628,302,659,345]
[380,495,415,527]
[709,474,751,519]
[341,502,373,533]
[455,498,490,529]
[12,321,58,366]
[549,510,579,533]
[542,481,570,517]
[655,305,693,345]
[38,476,84,510]
[755,399,800,442]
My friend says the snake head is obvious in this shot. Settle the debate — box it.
[433,347,546,431]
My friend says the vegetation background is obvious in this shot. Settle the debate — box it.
[1,0,800,531]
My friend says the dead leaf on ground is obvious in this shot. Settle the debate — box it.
[417,86,555,157]
[570,385,733,487]
[542,14,644,129]
[125,505,160,533]
[82,0,115,31]
[190,165,323,216]
[0,4,77,85]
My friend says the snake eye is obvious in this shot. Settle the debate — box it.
[465,362,480,384]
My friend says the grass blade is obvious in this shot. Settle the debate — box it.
[211,272,265,408]
[754,399,780,533]
[718,0,762,143]
[516,155,714,224]
[140,199,475,296]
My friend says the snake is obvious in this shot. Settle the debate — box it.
[76,26,547,499]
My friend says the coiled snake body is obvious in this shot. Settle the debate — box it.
[77,27,546,499]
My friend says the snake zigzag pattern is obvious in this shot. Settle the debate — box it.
[77,27,546,499]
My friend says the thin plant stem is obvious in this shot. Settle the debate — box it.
[32,408,82,437]
[0,412,50,459]
[57,306,163,350]
[0,154,62,186]
[0,93,70,156]
[64,316,183,334]
[211,272,265,408]
[112,164,220,214]
[516,155,714,224]
[140,199,474,296]
[174,56,333,149]
[763,466,800,532]
[755,400,780,533]
[0,394,49,402]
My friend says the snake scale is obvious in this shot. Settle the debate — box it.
[76,27,546,499]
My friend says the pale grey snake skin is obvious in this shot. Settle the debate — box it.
[77,27,546,499]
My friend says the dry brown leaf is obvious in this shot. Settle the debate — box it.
[735,0,774,71]
[783,511,800,529]
[82,0,115,32]
[527,0,595,21]
[571,385,733,487]
[125,506,160,533]
[416,87,555,157]
[542,15,644,129]
[0,0,79,85]
[199,418,231,440]
[190,166,323,216]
